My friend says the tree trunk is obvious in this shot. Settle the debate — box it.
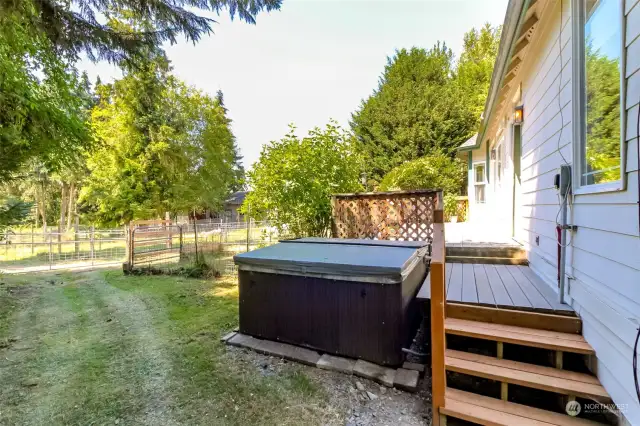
[59,182,68,233]
[67,182,76,231]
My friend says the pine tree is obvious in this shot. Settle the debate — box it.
[1,0,281,64]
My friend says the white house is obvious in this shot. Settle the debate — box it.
[458,0,640,423]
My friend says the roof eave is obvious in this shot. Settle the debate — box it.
[476,0,531,147]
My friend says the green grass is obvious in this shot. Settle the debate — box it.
[0,271,341,425]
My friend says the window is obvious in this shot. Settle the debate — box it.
[473,163,486,203]
[576,0,623,188]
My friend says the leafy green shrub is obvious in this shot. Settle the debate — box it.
[378,153,465,194]
[443,194,458,221]
[242,122,363,238]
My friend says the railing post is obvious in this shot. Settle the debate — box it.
[430,190,447,426]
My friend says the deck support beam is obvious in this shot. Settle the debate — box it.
[555,351,563,369]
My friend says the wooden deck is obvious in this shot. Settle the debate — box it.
[417,263,574,315]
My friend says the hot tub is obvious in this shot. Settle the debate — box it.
[234,238,429,366]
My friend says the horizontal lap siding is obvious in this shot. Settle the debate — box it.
[490,0,640,422]
[572,0,639,422]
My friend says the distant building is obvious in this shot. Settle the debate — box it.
[224,191,246,222]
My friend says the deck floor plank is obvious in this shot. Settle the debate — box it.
[494,264,532,308]
[472,264,496,305]
[448,263,464,302]
[518,266,574,313]
[461,263,478,304]
[483,264,513,307]
[506,265,553,311]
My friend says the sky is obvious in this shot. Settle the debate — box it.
[80,0,509,169]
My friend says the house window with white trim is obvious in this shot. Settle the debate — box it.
[577,0,623,188]
[473,163,486,203]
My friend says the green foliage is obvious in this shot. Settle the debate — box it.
[351,25,501,183]
[243,123,364,237]
[80,57,239,225]
[378,153,465,195]
[0,8,91,181]
[0,0,281,65]
[0,199,32,235]
[584,44,622,184]
[443,194,458,220]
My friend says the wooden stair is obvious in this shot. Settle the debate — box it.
[443,388,604,426]
[445,349,610,401]
[437,318,611,425]
[445,317,595,354]
[446,243,528,265]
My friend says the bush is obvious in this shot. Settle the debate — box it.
[242,123,363,238]
[378,153,465,194]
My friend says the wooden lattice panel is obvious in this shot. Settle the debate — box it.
[331,190,438,241]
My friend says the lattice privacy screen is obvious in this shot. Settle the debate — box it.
[331,190,439,241]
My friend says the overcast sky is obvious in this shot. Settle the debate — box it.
[80,0,509,168]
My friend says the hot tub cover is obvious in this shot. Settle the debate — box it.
[234,238,429,282]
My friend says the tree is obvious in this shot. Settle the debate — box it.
[80,56,238,225]
[350,25,501,184]
[584,44,621,184]
[0,0,280,183]
[0,0,281,65]
[242,123,364,237]
[455,24,502,121]
[0,11,90,181]
[378,153,465,195]
[0,199,32,237]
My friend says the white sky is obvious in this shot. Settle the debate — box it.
[79,0,509,168]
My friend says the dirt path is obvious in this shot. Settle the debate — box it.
[0,272,178,425]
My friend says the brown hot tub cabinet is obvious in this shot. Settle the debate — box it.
[234,238,429,366]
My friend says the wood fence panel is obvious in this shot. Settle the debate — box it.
[331,190,439,241]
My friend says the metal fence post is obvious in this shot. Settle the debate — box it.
[74,216,80,258]
[90,225,95,265]
[48,232,52,270]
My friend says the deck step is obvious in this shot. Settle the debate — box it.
[446,255,529,265]
[445,349,610,401]
[445,318,595,354]
[442,388,604,425]
[446,244,526,259]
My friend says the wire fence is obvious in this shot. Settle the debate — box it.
[127,220,277,276]
[0,228,127,273]
[1,221,278,275]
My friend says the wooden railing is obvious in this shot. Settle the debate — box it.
[430,191,447,426]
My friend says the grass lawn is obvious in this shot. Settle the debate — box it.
[0,270,341,425]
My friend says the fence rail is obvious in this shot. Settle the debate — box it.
[1,221,274,275]
[126,220,275,275]
[0,227,127,273]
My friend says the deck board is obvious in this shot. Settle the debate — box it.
[494,264,532,308]
[461,264,478,303]
[448,263,463,302]
[416,262,574,316]
[483,264,514,307]
[472,264,495,305]
[506,265,553,311]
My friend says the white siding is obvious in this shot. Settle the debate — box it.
[478,0,640,423]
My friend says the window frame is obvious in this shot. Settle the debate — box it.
[571,0,627,195]
[473,161,487,204]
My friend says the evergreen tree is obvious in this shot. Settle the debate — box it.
[351,25,501,184]
[80,55,239,225]
[0,0,281,64]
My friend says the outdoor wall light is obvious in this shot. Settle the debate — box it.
[514,104,524,124]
